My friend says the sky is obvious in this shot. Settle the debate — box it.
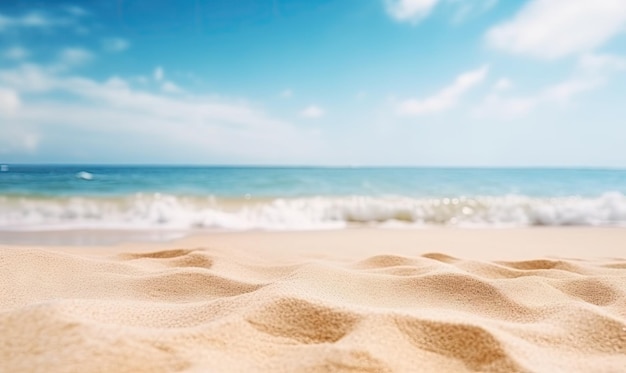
[0,0,625,167]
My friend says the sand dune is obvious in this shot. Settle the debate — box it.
[2,229,626,372]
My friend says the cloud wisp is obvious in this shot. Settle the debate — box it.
[395,65,489,116]
[0,10,78,32]
[385,0,497,24]
[0,63,320,161]
[493,77,513,91]
[58,48,93,68]
[0,87,20,114]
[301,105,325,118]
[102,38,130,53]
[154,66,164,82]
[477,79,602,118]
[449,0,498,23]
[384,0,440,23]
[2,46,29,60]
[476,52,626,118]
[486,0,626,59]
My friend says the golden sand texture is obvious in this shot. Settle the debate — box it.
[1,229,626,372]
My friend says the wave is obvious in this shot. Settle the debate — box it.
[1,192,626,231]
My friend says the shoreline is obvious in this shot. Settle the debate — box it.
[2,226,626,261]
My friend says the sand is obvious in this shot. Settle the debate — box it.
[1,228,626,372]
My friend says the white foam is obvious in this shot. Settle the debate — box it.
[75,171,93,180]
[1,192,626,231]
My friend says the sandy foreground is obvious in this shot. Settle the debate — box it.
[1,228,626,372]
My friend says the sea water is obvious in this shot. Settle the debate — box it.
[1,165,626,232]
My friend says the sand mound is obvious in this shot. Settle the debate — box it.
[2,232,626,372]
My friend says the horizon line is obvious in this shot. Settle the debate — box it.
[2,163,626,171]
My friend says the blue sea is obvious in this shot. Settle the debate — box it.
[1,165,626,232]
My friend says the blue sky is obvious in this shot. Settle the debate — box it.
[1,0,625,166]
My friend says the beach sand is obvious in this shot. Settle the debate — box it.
[1,228,626,372]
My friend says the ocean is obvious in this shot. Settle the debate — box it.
[1,165,626,233]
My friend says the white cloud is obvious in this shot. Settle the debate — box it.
[542,78,603,102]
[280,89,293,98]
[493,77,512,91]
[476,77,602,118]
[0,64,55,91]
[64,6,89,17]
[0,88,20,114]
[449,0,497,23]
[0,88,34,153]
[477,94,534,118]
[102,38,130,53]
[0,63,320,161]
[384,0,440,23]
[477,51,626,118]
[17,13,48,27]
[578,53,626,72]
[134,76,149,84]
[486,0,626,59]
[3,46,28,60]
[0,11,74,32]
[0,126,39,154]
[301,105,325,118]
[161,81,183,94]
[385,0,497,24]
[59,48,92,67]
[396,65,489,115]
[154,66,164,82]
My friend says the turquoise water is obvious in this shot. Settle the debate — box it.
[1,165,626,230]
[3,165,626,197]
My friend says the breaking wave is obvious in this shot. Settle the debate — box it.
[1,192,626,231]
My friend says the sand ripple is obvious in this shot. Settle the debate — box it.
[2,245,626,372]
